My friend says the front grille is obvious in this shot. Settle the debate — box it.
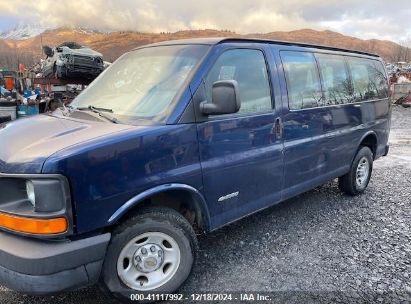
[70,55,102,67]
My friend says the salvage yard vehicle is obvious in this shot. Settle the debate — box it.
[42,41,104,80]
[0,38,391,302]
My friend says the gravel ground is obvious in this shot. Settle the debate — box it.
[1,106,410,304]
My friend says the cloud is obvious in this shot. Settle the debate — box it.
[0,0,409,42]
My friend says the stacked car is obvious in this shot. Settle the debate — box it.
[41,42,105,80]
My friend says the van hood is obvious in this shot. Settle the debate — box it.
[0,115,133,174]
[62,46,102,58]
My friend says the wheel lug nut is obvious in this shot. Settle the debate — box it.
[141,248,147,255]
[135,255,141,262]
[158,250,163,257]
[150,246,156,252]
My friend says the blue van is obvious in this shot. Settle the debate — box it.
[0,38,390,301]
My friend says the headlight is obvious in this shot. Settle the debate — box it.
[26,180,36,206]
[0,174,73,237]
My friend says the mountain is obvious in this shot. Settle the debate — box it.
[0,27,404,69]
[252,29,400,61]
[0,22,46,40]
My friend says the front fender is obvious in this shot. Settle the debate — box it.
[108,183,211,231]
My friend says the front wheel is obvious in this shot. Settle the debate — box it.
[101,208,198,303]
[338,146,373,195]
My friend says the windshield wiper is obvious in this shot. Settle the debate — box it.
[77,105,113,113]
[76,105,119,124]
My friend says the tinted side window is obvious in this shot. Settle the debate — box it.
[316,54,351,105]
[281,51,322,110]
[205,49,272,115]
[348,58,388,102]
[373,61,389,99]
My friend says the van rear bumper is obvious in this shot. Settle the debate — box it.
[0,231,110,295]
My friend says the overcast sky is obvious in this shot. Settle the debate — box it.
[0,0,410,42]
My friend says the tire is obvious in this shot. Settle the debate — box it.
[100,208,198,303]
[338,146,373,196]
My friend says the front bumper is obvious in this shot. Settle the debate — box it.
[0,231,110,295]
[57,62,103,79]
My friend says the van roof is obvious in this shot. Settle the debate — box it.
[138,37,380,58]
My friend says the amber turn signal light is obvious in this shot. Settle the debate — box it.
[0,212,67,235]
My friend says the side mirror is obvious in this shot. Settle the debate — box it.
[200,80,241,115]
[43,46,54,58]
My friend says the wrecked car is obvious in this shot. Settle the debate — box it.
[42,42,104,80]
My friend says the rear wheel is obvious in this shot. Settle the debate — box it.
[101,208,198,303]
[338,146,373,195]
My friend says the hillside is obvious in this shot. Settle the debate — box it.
[255,29,400,61]
[0,27,403,69]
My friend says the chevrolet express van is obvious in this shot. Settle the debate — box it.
[0,38,390,302]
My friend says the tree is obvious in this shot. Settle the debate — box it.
[389,38,411,63]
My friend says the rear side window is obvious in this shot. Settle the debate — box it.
[348,58,388,102]
[372,61,389,99]
[205,49,272,115]
[281,51,322,110]
[316,54,351,105]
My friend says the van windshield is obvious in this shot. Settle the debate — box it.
[71,45,209,122]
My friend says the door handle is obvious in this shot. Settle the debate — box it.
[274,117,283,140]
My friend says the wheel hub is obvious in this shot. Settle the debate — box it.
[133,244,164,273]
[117,231,181,291]
[356,157,370,189]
